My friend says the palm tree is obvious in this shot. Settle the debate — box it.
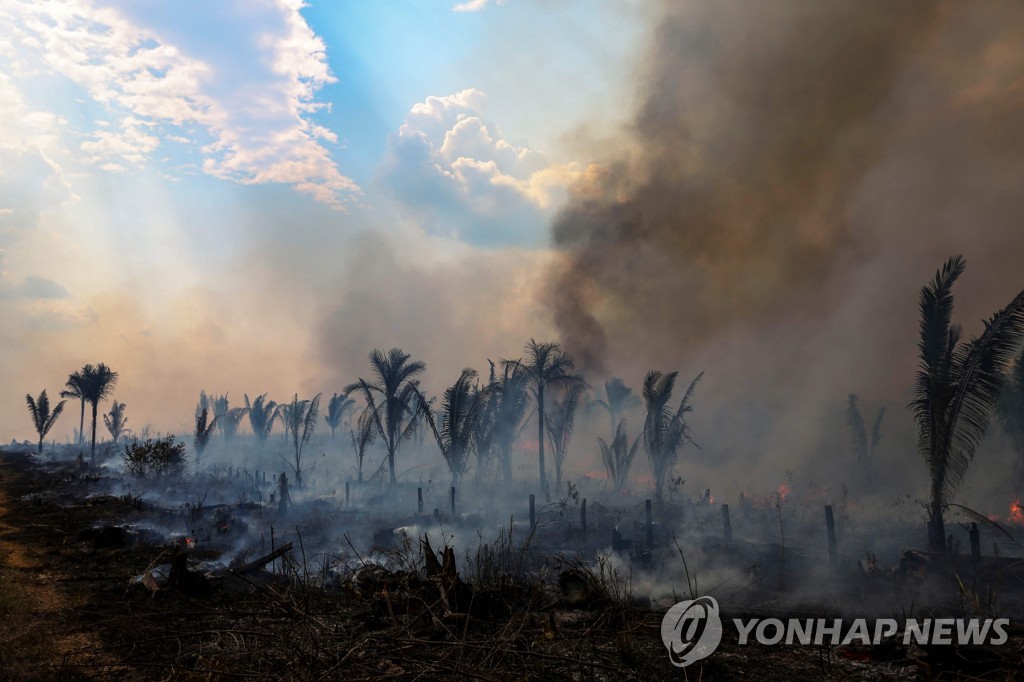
[79,363,118,463]
[489,360,532,484]
[846,395,884,486]
[546,383,584,494]
[194,406,217,465]
[911,255,1024,551]
[280,393,322,488]
[424,368,483,489]
[345,348,427,485]
[245,393,278,443]
[599,419,641,492]
[60,371,86,445]
[325,392,355,440]
[592,377,640,438]
[213,394,229,437]
[349,409,376,482]
[26,390,66,454]
[642,370,702,504]
[504,339,585,500]
[103,401,128,445]
[222,406,249,441]
[470,364,500,482]
[997,349,1024,494]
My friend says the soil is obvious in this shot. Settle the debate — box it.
[0,448,1020,680]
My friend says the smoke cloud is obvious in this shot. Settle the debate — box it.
[545,1,1024,499]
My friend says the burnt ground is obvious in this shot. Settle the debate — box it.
[0,449,1022,681]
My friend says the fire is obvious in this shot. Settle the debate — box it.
[1010,500,1024,524]
[777,484,790,502]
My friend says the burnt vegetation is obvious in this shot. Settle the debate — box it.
[5,258,1024,680]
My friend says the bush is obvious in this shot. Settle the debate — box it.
[123,436,187,478]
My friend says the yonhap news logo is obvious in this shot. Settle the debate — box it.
[661,596,1011,667]
[660,596,724,667]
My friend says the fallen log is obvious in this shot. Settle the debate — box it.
[235,542,294,576]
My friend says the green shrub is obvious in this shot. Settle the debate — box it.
[123,436,187,477]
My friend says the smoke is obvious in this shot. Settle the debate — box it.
[545,1,1024,501]
[549,1,944,371]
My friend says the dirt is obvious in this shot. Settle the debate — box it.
[0,448,1021,680]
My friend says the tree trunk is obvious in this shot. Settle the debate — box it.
[38,436,43,454]
[90,402,98,464]
[555,455,562,496]
[537,388,548,500]
[502,448,512,484]
[388,448,397,484]
[78,399,85,445]
[929,481,946,552]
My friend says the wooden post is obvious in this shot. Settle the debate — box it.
[418,487,424,514]
[825,505,837,566]
[529,494,536,531]
[646,499,654,548]
[722,504,732,544]
[581,498,587,536]
[450,486,456,516]
[969,522,981,563]
[279,472,290,515]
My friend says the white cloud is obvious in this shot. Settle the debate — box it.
[0,0,358,207]
[379,89,584,246]
[453,0,507,13]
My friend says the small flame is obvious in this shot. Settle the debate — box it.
[709,494,715,505]
[1010,500,1023,524]
[777,484,790,502]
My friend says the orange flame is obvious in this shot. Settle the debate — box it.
[1010,500,1024,524]
[777,484,790,502]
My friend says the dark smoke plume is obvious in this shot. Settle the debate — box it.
[549,1,941,373]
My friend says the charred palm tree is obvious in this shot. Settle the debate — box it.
[61,371,86,445]
[490,361,532,484]
[592,377,640,438]
[643,370,702,505]
[847,395,885,486]
[194,406,217,465]
[599,419,641,493]
[326,392,355,440]
[245,393,278,443]
[424,369,482,489]
[546,383,584,495]
[345,348,427,485]
[26,390,66,454]
[997,350,1024,494]
[281,393,321,488]
[911,255,1024,551]
[104,401,128,445]
[80,363,118,463]
[504,339,585,500]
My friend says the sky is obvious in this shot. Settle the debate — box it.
[2,0,1024,504]
[0,0,642,434]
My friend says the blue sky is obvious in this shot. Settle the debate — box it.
[0,0,644,438]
